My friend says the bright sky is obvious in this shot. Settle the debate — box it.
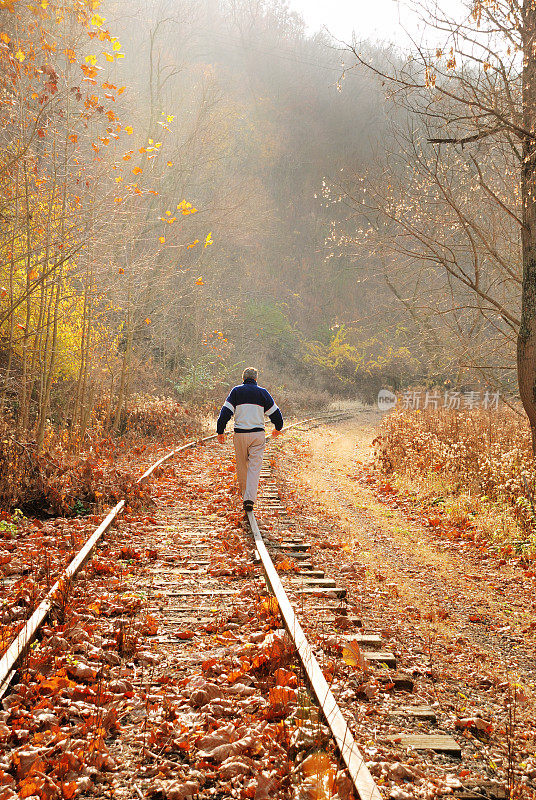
[289,0,467,49]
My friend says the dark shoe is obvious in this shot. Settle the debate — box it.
[243,500,254,512]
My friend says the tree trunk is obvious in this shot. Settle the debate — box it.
[517,0,536,454]
[112,313,133,433]
[36,276,62,450]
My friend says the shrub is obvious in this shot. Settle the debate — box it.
[374,405,536,542]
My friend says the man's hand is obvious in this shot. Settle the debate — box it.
[217,433,225,444]
[271,429,282,437]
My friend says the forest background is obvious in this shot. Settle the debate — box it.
[0,0,527,514]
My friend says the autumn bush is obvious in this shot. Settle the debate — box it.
[94,394,199,438]
[0,396,204,516]
[374,406,536,547]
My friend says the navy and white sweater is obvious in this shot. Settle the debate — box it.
[217,378,283,434]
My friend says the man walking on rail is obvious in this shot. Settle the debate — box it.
[217,367,283,512]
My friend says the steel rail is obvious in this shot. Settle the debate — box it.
[0,411,342,697]
[0,433,219,699]
[0,411,350,696]
[248,510,381,800]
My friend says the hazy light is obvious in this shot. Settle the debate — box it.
[289,0,469,49]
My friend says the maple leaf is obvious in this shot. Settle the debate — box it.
[300,751,336,795]
[342,639,366,669]
[259,597,278,617]
[63,782,78,800]
[269,685,296,705]
[18,776,45,798]
[274,667,297,687]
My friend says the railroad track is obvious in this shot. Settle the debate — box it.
[0,412,495,800]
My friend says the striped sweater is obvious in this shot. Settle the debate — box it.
[217,378,283,434]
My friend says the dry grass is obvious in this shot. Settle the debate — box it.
[374,406,536,550]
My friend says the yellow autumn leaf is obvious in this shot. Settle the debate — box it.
[195,277,204,285]
[104,52,114,62]
[85,54,97,65]
[132,166,142,174]
[167,161,173,167]
[145,317,151,324]
[124,125,133,135]
[342,640,365,669]
[166,114,174,123]
[159,236,165,244]
[112,40,121,51]
[301,751,331,779]
[15,49,25,62]
[167,217,176,223]
[90,13,105,26]
[204,232,213,248]
[0,33,10,44]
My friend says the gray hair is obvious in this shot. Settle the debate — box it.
[242,367,258,382]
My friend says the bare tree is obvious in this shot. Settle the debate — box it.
[348,0,536,447]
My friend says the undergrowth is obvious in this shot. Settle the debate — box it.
[374,406,536,552]
[0,396,203,516]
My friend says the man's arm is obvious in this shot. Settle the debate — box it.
[217,390,235,434]
[263,391,283,431]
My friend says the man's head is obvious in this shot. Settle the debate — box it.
[242,367,258,383]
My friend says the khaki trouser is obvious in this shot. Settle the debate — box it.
[233,431,266,502]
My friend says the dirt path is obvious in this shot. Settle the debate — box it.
[273,412,536,797]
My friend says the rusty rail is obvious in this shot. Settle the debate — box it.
[248,509,382,800]
[0,410,374,797]
[0,433,218,698]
